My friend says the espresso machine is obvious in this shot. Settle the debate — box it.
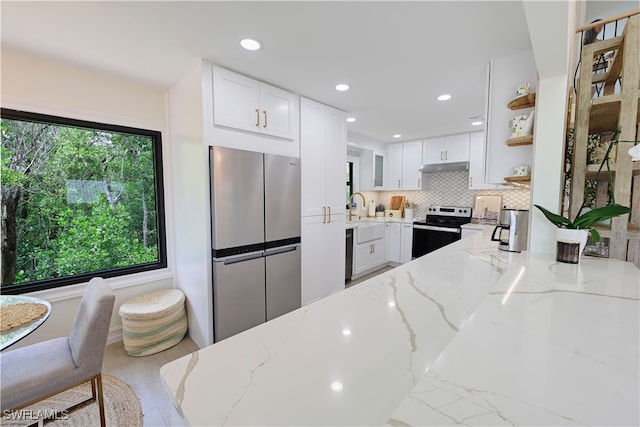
[491,209,529,252]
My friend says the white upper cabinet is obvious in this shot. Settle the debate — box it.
[300,97,346,217]
[213,66,298,140]
[386,143,403,190]
[422,134,470,164]
[468,131,499,189]
[401,140,423,190]
[360,150,385,190]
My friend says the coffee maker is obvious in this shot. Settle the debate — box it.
[491,209,529,252]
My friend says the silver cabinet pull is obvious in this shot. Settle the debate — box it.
[263,110,268,128]
[255,109,260,127]
[328,206,331,223]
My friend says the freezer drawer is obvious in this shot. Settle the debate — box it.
[265,245,301,321]
[213,254,266,342]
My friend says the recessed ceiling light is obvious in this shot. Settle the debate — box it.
[437,94,452,101]
[471,121,483,126]
[335,83,350,92]
[393,134,402,139]
[346,117,356,123]
[240,39,261,51]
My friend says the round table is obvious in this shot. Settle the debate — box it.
[0,295,51,351]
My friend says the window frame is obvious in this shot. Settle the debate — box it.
[0,108,168,295]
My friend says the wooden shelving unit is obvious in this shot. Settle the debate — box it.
[504,176,531,186]
[508,93,536,110]
[506,135,533,146]
[570,13,640,266]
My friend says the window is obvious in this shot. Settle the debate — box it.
[0,109,167,294]
[346,161,354,209]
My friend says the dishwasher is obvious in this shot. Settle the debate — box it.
[345,228,353,281]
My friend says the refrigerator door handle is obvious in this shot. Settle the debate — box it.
[220,251,265,265]
[264,245,299,257]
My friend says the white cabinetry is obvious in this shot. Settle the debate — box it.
[213,66,298,140]
[300,97,346,305]
[422,134,470,164]
[385,221,413,265]
[402,140,423,190]
[360,150,385,190]
[400,222,413,264]
[354,224,385,275]
[385,222,401,264]
[468,131,500,189]
[386,144,403,190]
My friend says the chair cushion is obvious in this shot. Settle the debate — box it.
[0,337,88,411]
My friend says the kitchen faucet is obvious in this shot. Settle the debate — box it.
[349,192,366,221]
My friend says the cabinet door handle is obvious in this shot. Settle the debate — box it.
[263,110,268,128]
[397,179,400,188]
[469,176,473,187]
[327,206,331,223]
[323,206,326,224]
[255,109,260,127]
[372,243,375,253]
[445,150,448,160]
[418,178,421,188]
[440,151,444,161]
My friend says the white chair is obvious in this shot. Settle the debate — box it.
[1,277,115,426]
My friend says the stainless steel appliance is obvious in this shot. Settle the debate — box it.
[491,209,529,252]
[210,146,301,342]
[412,206,473,258]
[345,228,353,281]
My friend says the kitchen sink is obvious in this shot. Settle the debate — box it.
[355,222,385,244]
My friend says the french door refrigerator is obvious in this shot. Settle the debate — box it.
[209,146,301,342]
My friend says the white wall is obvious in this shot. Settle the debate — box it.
[1,48,175,347]
[523,1,576,255]
[168,62,213,348]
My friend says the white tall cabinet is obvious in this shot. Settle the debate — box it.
[300,97,346,305]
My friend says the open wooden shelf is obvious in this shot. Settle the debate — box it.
[506,135,533,146]
[585,162,640,179]
[508,93,536,110]
[504,176,531,186]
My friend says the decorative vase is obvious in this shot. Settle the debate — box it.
[556,228,589,264]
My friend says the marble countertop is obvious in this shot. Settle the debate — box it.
[345,216,414,229]
[160,229,639,426]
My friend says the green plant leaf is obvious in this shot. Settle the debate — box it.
[573,204,631,229]
[589,228,601,243]
[533,205,573,228]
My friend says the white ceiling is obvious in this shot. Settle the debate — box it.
[0,1,551,143]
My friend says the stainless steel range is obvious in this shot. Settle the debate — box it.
[412,206,473,258]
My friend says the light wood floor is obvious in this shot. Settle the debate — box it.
[103,337,199,427]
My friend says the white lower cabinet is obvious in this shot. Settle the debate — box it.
[385,223,401,264]
[400,223,413,264]
[301,214,346,305]
[354,238,385,275]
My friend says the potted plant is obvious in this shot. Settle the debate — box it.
[535,128,632,261]
[375,203,385,218]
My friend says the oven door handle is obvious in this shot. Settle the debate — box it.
[414,224,461,233]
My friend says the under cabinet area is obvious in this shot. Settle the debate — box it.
[212,66,299,140]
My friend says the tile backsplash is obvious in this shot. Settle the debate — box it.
[360,170,530,220]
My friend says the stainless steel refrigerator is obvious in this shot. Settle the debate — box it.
[209,146,301,342]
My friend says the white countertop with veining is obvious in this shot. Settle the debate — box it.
[160,229,639,426]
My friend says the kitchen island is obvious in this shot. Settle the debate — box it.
[160,229,639,426]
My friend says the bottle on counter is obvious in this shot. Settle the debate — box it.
[368,200,375,217]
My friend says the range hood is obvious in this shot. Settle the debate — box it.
[419,161,470,172]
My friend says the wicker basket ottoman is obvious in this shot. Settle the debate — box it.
[119,289,187,357]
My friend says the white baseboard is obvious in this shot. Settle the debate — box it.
[108,326,123,345]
